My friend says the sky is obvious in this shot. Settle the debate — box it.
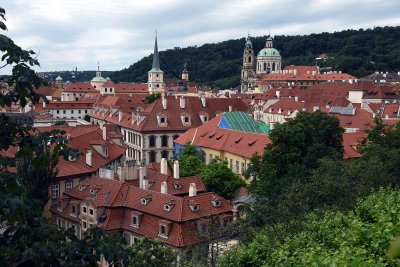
[1,0,400,75]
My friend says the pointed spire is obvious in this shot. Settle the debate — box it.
[97,61,100,71]
[152,31,160,70]
[183,62,187,72]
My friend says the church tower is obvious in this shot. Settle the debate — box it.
[256,35,282,75]
[148,33,164,94]
[240,34,255,92]
[181,62,189,81]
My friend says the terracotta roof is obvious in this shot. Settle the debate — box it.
[40,100,95,110]
[53,176,233,248]
[102,96,248,133]
[342,132,365,159]
[283,65,319,75]
[175,114,270,159]
[63,82,95,92]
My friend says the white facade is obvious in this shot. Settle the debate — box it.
[49,108,92,120]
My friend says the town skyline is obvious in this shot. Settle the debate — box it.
[1,0,400,75]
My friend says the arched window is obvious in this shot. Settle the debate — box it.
[263,62,267,71]
[149,151,156,163]
[272,62,275,71]
[149,135,156,147]
[248,56,251,63]
[161,135,168,147]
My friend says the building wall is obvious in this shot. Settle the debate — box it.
[49,108,92,120]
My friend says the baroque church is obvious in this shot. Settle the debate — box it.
[240,34,282,92]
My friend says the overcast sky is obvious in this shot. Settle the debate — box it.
[1,0,400,75]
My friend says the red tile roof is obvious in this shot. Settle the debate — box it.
[342,132,365,159]
[63,82,96,92]
[175,115,270,159]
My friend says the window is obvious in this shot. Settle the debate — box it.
[71,110,74,114]
[212,200,221,207]
[85,110,88,114]
[71,205,76,214]
[82,206,87,214]
[209,154,213,164]
[164,204,172,212]
[189,204,200,212]
[229,159,233,170]
[132,215,138,227]
[65,181,73,191]
[82,220,87,230]
[57,110,60,114]
[141,197,150,205]
[89,223,94,228]
[242,162,246,173]
[184,117,189,123]
[52,184,60,198]
[78,110,81,114]
[89,208,94,216]
[63,110,66,114]
[149,151,156,163]
[105,88,108,92]
[149,135,155,147]
[161,135,168,147]
[159,223,169,238]
[236,160,239,174]
[160,117,165,123]
[161,150,169,159]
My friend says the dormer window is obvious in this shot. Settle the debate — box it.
[164,204,172,212]
[181,113,191,126]
[189,203,200,212]
[212,199,221,207]
[102,145,108,157]
[173,183,181,190]
[141,195,152,205]
[157,113,167,127]
[79,185,87,191]
[158,221,171,239]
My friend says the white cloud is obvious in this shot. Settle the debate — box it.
[1,0,399,74]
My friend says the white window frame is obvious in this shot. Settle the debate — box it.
[52,183,60,198]
[65,180,73,191]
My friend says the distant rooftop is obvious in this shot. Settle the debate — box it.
[218,111,269,134]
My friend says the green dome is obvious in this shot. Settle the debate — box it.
[257,47,281,57]
[91,76,107,82]
[55,75,63,82]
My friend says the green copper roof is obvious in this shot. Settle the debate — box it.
[55,75,63,81]
[218,111,269,134]
[151,34,161,71]
[91,76,107,82]
[257,47,280,57]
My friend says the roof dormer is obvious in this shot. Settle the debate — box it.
[157,113,168,127]
[141,194,152,205]
[188,200,200,212]
[180,112,191,126]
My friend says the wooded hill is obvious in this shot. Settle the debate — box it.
[111,26,400,89]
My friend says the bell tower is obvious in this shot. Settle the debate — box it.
[148,32,164,94]
[240,34,255,92]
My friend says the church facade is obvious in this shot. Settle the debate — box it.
[240,34,282,92]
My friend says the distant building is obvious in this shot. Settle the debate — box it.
[362,71,400,84]
[148,33,164,94]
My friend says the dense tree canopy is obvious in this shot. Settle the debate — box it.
[218,188,400,266]
[201,159,246,200]
[178,143,203,177]
[111,26,400,89]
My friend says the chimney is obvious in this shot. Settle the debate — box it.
[139,165,146,188]
[385,114,389,119]
[278,108,282,114]
[125,161,138,181]
[142,177,149,190]
[162,97,167,110]
[102,126,107,141]
[118,166,126,182]
[189,183,197,197]
[42,101,46,108]
[276,90,281,99]
[294,96,298,102]
[373,113,376,118]
[160,158,168,175]
[229,105,232,112]
[131,112,135,124]
[86,150,92,166]
[118,110,123,122]
[161,181,168,194]
[201,95,206,107]
[293,69,297,75]
[179,97,185,109]
[173,160,179,179]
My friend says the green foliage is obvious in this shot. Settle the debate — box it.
[144,92,161,103]
[201,159,246,200]
[111,26,400,89]
[127,238,175,267]
[0,8,130,266]
[178,143,203,177]
[248,111,344,199]
[54,120,67,125]
[218,188,400,267]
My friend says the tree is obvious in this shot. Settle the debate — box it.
[126,238,175,267]
[144,92,161,103]
[218,188,400,266]
[201,159,245,200]
[178,142,203,177]
[0,8,129,266]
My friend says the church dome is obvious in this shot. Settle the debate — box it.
[257,47,281,57]
[91,76,107,82]
[55,75,63,82]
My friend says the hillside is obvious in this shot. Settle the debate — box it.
[111,26,400,89]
